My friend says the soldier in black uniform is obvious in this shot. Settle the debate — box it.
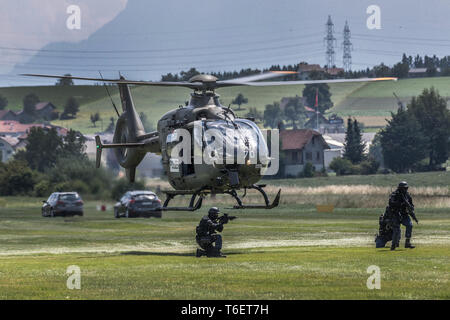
[195,207,236,258]
[388,181,419,250]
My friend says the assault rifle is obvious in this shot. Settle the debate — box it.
[401,193,419,224]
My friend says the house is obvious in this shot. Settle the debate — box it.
[15,102,58,123]
[325,67,345,76]
[304,113,328,132]
[304,114,345,134]
[0,136,20,162]
[35,102,57,120]
[297,63,345,79]
[408,67,440,78]
[297,63,324,79]
[0,120,68,138]
[0,120,68,162]
[326,132,376,153]
[280,129,330,176]
[0,109,18,121]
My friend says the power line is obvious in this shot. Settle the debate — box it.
[0,41,324,61]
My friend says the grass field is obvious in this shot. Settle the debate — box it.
[0,196,448,299]
[2,76,449,133]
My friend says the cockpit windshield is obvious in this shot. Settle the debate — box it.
[194,119,270,165]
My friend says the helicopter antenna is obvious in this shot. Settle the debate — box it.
[99,71,120,117]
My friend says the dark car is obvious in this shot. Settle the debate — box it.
[42,192,84,217]
[114,190,162,218]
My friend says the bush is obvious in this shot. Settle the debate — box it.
[299,162,314,178]
[111,178,146,201]
[34,179,52,197]
[54,179,90,194]
[329,157,354,176]
[46,156,113,198]
[358,158,380,175]
[0,160,35,195]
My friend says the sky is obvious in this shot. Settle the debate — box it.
[1,0,450,86]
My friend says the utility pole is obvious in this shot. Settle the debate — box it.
[342,20,353,72]
[324,15,337,69]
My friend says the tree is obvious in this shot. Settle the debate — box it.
[263,102,283,128]
[90,112,101,127]
[55,74,74,86]
[368,132,384,168]
[105,117,115,133]
[245,107,263,122]
[406,87,450,169]
[379,109,428,173]
[61,129,87,160]
[343,118,366,164]
[372,63,391,77]
[0,94,8,110]
[283,96,306,129]
[14,127,63,172]
[302,84,333,114]
[231,93,248,111]
[392,61,409,78]
[61,97,79,119]
[179,68,200,81]
[139,112,154,132]
[23,93,40,116]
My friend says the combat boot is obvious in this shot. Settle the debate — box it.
[196,249,205,257]
[405,238,415,249]
[390,243,396,251]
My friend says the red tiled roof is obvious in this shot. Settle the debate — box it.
[0,120,68,136]
[280,129,326,150]
[325,67,345,75]
[0,120,42,133]
[298,64,323,72]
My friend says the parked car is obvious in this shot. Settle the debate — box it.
[114,190,162,218]
[42,192,84,217]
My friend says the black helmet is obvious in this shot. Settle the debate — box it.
[208,207,220,219]
[398,181,408,190]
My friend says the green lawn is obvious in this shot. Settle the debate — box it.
[266,170,450,188]
[0,198,448,299]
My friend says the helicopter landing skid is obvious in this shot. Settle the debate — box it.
[226,184,281,209]
[161,189,205,211]
[161,185,281,211]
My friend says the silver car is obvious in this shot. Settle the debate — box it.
[42,192,84,217]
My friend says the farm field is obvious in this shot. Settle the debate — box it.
[2,76,449,133]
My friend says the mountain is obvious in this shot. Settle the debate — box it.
[12,0,450,83]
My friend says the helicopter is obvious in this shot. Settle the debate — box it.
[23,72,396,211]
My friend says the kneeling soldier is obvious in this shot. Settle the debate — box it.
[195,207,236,258]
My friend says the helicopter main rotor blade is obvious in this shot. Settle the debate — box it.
[233,77,397,86]
[218,71,298,83]
[20,73,202,89]
[21,73,397,89]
